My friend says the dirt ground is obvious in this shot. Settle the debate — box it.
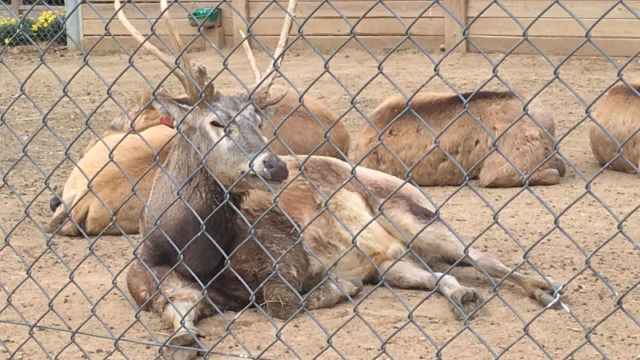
[1,42,639,360]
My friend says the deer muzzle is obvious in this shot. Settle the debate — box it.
[254,153,289,183]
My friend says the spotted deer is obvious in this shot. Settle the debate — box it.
[349,92,566,187]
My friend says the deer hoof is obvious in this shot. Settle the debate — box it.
[533,281,565,309]
[168,327,202,347]
[449,287,484,320]
[160,347,203,360]
[340,278,363,297]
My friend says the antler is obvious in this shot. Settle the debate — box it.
[114,0,213,103]
[240,0,298,104]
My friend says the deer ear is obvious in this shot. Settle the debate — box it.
[151,94,191,129]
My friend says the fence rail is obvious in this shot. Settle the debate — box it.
[1,0,639,359]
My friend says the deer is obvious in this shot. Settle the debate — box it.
[118,1,567,357]
[47,28,348,237]
[47,123,175,236]
[590,83,640,174]
[348,91,566,187]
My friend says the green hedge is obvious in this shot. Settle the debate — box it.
[0,11,66,47]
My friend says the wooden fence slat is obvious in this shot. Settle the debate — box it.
[83,33,441,53]
[469,35,640,57]
[468,0,640,19]
[468,17,640,38]
[248,17,443,36]
[250,33,443,51]
[82,3,227,19]
[249,1,444,18]
[84,17,233,35]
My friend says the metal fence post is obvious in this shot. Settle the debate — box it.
[11,0,22,17]
[64,0,82,50]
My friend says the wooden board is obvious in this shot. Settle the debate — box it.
[251,34,443,52]
[468,0,640,19]
[82,3,228,19]
[468,35,640,57]
[83,34,442,53]
[82,34,232,53]
[468,18,640,38]
[84,17,233,36]
[248,17,443,36]
[249,0,444,18]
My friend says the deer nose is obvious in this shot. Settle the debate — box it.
[262,155,289,182]
[49,195,62,212]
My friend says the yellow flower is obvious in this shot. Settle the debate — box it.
[4,38,9,45]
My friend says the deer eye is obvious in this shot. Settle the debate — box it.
[210,119,224,128]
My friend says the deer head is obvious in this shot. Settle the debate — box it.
[113,0,298,187]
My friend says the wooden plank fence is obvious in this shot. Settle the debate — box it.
[76,0,640,57]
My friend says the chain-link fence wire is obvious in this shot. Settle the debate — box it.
[1,0,640,358]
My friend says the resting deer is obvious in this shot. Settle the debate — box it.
[47,123,175,236]
[349,92,566,187]
[47,25,347,237]
[118,1,566,358]
[590,83,640,173]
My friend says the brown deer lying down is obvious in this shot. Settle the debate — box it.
[47,124,175,236]
[118,2,566,358]
[349,92,566,187]
[590,83,640,173]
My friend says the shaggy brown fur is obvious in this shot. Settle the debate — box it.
[590,83,640,173]
[349,91,566,187]
[262,87,350,158]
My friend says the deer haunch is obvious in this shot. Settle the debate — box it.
[590,83,640,173]
[261,87,350,159]
[349,91,566,187]
[47,126,174,236]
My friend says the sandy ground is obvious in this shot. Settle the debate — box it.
[1,42,639,360]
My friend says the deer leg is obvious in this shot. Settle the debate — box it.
[304,275,362,310]
[379,259,483,319]
[408,228,564,308]
[461,248,564,308]
[262,275,361,320]
[126,261,210,351]
[528,168,561,186]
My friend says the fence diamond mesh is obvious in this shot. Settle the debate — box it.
[1,0,639,359]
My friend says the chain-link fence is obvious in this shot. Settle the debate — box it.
[1,0,640,359]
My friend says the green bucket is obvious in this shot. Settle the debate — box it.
[189,8,220,28]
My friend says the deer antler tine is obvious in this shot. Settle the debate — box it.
[239,0,297,104]
[159,0,203,102]
[239,30,262,86]
[115,0,201,102]
[114,0,174,68]
[261,0,297,91]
